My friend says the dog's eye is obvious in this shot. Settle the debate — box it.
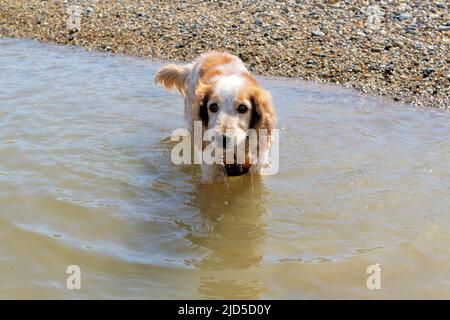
[209,103,218,113]
[237,104,248,113]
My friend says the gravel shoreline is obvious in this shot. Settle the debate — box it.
[1,0,448,109]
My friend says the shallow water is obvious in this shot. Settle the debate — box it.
[0,39,449,299]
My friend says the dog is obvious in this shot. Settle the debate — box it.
[155,51,276,183]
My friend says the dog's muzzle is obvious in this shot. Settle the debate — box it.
[223,162,251,176]
[216,133,252,176]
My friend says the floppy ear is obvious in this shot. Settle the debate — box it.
[250,88,276,135]
[195,82,212,127]
[155,64,190,96]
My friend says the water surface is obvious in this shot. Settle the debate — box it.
[0,39,449,299]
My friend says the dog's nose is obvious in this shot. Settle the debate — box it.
[222,134,232,149]
[217,133,232,149]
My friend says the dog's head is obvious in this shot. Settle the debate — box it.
[195,74,275,175]
[155,53,276,178]
[196,75,274,142]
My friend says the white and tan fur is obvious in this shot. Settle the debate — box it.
[155,51,276,183]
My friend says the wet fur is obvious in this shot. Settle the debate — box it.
[155,51,276,183]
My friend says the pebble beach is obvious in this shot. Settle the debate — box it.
[1,0,449,109]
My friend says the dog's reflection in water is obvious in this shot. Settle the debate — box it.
[179,174,269,299]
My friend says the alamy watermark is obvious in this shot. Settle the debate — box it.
[67,5,82,32]
[67,0,97,32]
[66,265,81,290]
[365,5,384,31]
[366,264,381,290]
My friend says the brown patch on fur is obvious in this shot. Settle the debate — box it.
[198,51,233,82]
[194,82,220,128]
[155,64,190,96]
[237,85,276,136]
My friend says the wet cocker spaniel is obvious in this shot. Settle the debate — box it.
[155,51,276,183]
